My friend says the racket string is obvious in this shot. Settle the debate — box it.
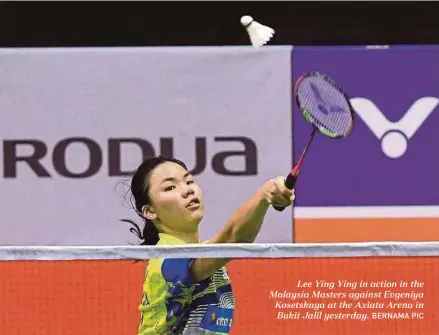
[296,76,353,136]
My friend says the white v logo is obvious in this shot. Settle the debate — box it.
[350,97,439,139]
[350,97,439,158]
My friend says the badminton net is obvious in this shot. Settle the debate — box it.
[0,242,438,335]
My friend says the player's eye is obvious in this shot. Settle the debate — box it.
[186,180,194,185]
[164,185,176,191]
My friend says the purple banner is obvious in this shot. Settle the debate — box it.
[292,46,439,206]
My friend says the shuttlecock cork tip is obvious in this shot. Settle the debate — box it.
[240,15,253,27]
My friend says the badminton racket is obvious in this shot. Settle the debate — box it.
[274,72,355,212]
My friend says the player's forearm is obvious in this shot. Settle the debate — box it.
[225,184,270,243]
[191,190,270,281]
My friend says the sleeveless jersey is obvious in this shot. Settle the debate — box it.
[138,233,235,334]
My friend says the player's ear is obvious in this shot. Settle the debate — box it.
[142,205,157,220]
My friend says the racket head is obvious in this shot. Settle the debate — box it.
[294,72,355,138]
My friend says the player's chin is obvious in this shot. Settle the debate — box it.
[192,208,204,220]
[186,207,204,221]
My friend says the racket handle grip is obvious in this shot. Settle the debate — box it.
[273,174,296,212]
[284,173,297,190]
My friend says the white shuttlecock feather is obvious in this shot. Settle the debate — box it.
[240,15,275,48]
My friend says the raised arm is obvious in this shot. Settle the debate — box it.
[190,176,294,281]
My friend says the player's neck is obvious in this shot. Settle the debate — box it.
[159,226,200,244]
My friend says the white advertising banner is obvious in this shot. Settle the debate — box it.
[0,46,293,245]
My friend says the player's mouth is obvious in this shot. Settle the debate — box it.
[186,198,201,209]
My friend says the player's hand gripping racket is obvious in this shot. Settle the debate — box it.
[274,72,355,212]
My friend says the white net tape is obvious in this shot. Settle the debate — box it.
[1,242,438,260]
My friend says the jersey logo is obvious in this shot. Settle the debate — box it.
[200,306,233,333]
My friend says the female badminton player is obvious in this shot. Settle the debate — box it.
[123,156,295,334]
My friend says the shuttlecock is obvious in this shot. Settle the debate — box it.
[240,15,275,48]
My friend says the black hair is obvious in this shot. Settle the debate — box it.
[121,156,188,245]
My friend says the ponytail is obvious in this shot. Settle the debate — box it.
[121,218,159,246]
